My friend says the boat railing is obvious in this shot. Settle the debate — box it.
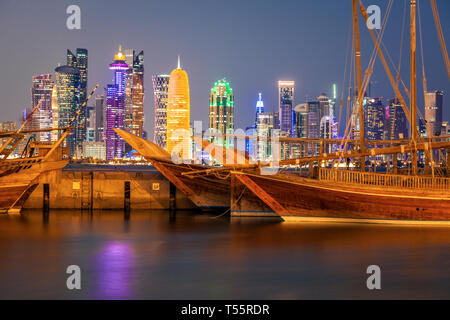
[319,168,450,191]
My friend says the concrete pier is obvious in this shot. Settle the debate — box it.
[23,163,197,210]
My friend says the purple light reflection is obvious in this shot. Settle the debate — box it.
[94,241,135,299]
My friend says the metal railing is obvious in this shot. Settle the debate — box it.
[319,168,450,190]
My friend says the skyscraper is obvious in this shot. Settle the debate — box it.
[124,49,144,142]
[425,91,443,136]
[67,48,88,153]
[55,65,81,155]
[278,81,295,136]
[95,95,105,142]
[318,93,332,122]
[152,74,170,149]
[364,97,385,141]
[385,98,408,139]
[31,74,54,141]
[167,57,190,158]
[209,78,234,148]
[105,46,128,160]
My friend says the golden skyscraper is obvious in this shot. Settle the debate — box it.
[167,56,190,158]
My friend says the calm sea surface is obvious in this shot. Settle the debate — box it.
[1,209,450,300]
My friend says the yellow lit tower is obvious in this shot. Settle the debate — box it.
[167,56,190,158]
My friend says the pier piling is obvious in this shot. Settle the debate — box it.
[124,181,131,215]
[43,183,49,213]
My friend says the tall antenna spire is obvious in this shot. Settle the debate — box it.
[177,55,181,69]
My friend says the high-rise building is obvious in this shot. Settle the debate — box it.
[209,78,234,148]
[306,101,320,139]
[255,93,264,125]
[167,57,190,158]
[105,46,128,160]
[55,65,81,155]
[294,103,309,139]
[86,105,95,142]
[318,93,331,121]
[152,74,170,149]
[124,49,144,143]
[385,98,409,139]
[425,90,443,136]
[95,95,105,142]
[364,97,385,141]
[67,49,88,153]
[278,81,295,136]
[0,121,18,150]
[51,85,59,141]
[31,74,54,141]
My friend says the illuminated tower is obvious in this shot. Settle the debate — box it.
[55,65,81,155]
[152,74,170,149]
[124,49,144,143]
[67,48,88,153]
[105,46,128,160]
[51,85,59,141]
[31,74,54,141]
[167,56,190,158]
[209,78,234,148]
[278,81,295,137]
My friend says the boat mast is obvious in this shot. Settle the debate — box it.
[352,0,365,171]
[410,0,418,175]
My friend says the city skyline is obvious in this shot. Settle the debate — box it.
[0,0,448,136]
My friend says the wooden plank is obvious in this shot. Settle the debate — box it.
[233,172,289,216]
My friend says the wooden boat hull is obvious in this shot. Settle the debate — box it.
[231,172,450,225]
[151,160,230,210]
[0,160,68,213]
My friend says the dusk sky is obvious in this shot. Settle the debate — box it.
[0,0,449,136]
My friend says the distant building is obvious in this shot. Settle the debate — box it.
[86,105,95,142]
[31,74,54,141]
[0,121,18,150]
[425,90,443,136]
[105,46,128,160]
[441,121,449,135]
[278,81,295,136]
[82,141,106,160]
[294,103,309,139]
[95,95,105,142]
[55,65,81,155]
[256,111,275,162]
[152,74,170,149]
[385,98,408,139]
[167,57,190,158]
[364,97,385,141]
[124,49,144,144]
[67,48,88,153]
[209,78,234,148]
[318,93,331,121]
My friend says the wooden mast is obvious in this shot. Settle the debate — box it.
[352,0,365,171]
[410,0,418,175]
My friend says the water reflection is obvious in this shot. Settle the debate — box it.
[94,241,134,299]
[1,210,450,299]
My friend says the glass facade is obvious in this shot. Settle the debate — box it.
[278,81,295,136]
[67,49,88,155]
[152,74,170,149]
[105,47,128,160]
[55,65,81,155]
[31,74,54,142]
[167,58,190,158]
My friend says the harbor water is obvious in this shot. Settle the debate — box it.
[1,209,450,299]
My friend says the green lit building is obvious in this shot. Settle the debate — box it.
[208,78,234,147]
